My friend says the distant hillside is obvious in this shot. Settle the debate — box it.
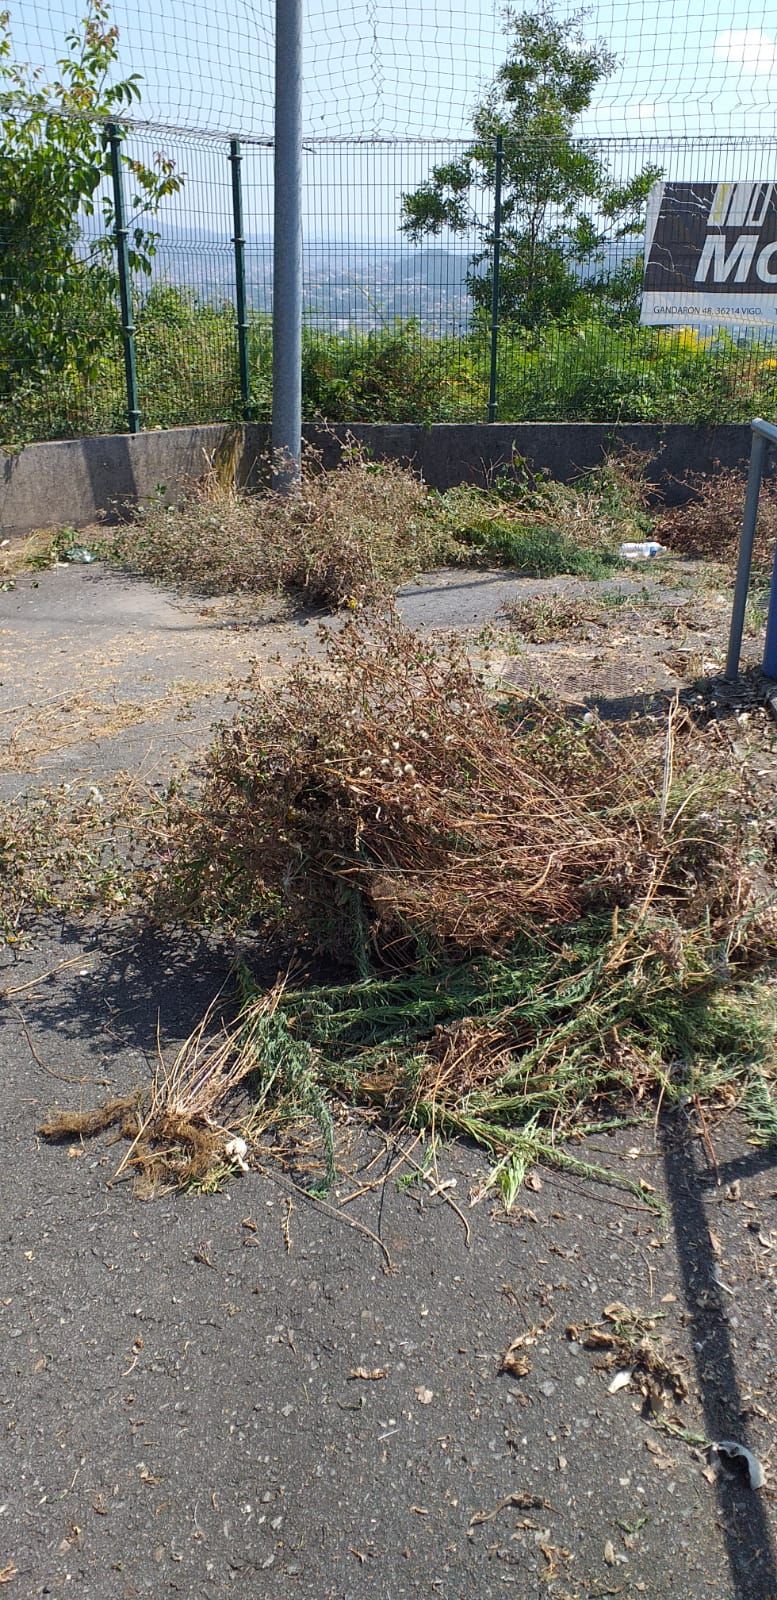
[144,236,642,331]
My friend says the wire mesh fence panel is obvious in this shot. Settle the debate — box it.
[125,130,245,430]
[5,129,777,439]
[299,142,491,423]
[3,0,777,442]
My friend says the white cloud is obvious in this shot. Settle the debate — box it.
[714,27,777,76]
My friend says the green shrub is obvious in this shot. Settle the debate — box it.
[3,293,777,447]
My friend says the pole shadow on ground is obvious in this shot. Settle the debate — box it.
[661,1111,777,1600]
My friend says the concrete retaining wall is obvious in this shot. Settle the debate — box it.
[0,420,756,537]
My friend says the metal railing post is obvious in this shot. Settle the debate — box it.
[487,133,504,425]
[272,0,303,491]
[229,138,252,419]
[763,525,777,679]
[107,122,141,435]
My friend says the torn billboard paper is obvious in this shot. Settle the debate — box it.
[640,181,777,327]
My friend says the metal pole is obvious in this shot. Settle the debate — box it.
[107,122,140,435]
[763,515,777,678]
[272,0,303,491]
[229,139,252,420]
[487,134,504,425]
[725,429,766,680]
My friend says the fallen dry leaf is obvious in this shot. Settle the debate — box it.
[645,1438,676,1471]
[500,1334,534,1375]
[499,1317,552,1379]
[349,1367,387,1381]
[604,1540,616,1566]
[0,1564,17,1586]
[603,1301,634,1322]
[415,1385,434,1405]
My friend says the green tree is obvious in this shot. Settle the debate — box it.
[0,0,182,401]
[401,4,659,328]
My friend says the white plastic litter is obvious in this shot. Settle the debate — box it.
[224,1136,249,1174]
[619,541,666,560]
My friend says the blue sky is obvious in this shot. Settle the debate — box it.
[7,0,777,240]
[9,0,777,140]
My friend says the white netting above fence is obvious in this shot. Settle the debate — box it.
[5,0,777,140]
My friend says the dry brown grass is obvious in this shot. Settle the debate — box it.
[0,686,214,773]
[0,527,62,581]
[500,595,605,643]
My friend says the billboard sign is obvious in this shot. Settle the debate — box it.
[640,180,777,327]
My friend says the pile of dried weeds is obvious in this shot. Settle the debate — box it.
[0,778,144,942]
[152,614,754,965]
[38,616,777,1201]
[105,447,454,608]
[103,446,661,610]
[500,594,605,642]
[654,467,777,573]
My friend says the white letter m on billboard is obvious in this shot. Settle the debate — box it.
[695,233,759,284]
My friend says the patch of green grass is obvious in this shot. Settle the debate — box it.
[742,1074,777,1146]
[453,510,617,579]
[745,588,771,637]
[439,454,651,581]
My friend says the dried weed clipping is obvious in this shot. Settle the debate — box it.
[38,983,295,1196]
[38,1096,137,1142]
[152,613,747,963]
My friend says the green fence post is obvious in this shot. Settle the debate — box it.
[229,138,251,419]
[107,122,140,434]
[487,133,504,425]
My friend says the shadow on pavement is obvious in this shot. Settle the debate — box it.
[662,1110,777,1600]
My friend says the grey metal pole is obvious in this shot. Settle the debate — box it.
[272,0,303,491]
[487,134,504,425]
[724,429,766,680]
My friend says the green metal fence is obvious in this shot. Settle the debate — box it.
[2,126,777,445]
